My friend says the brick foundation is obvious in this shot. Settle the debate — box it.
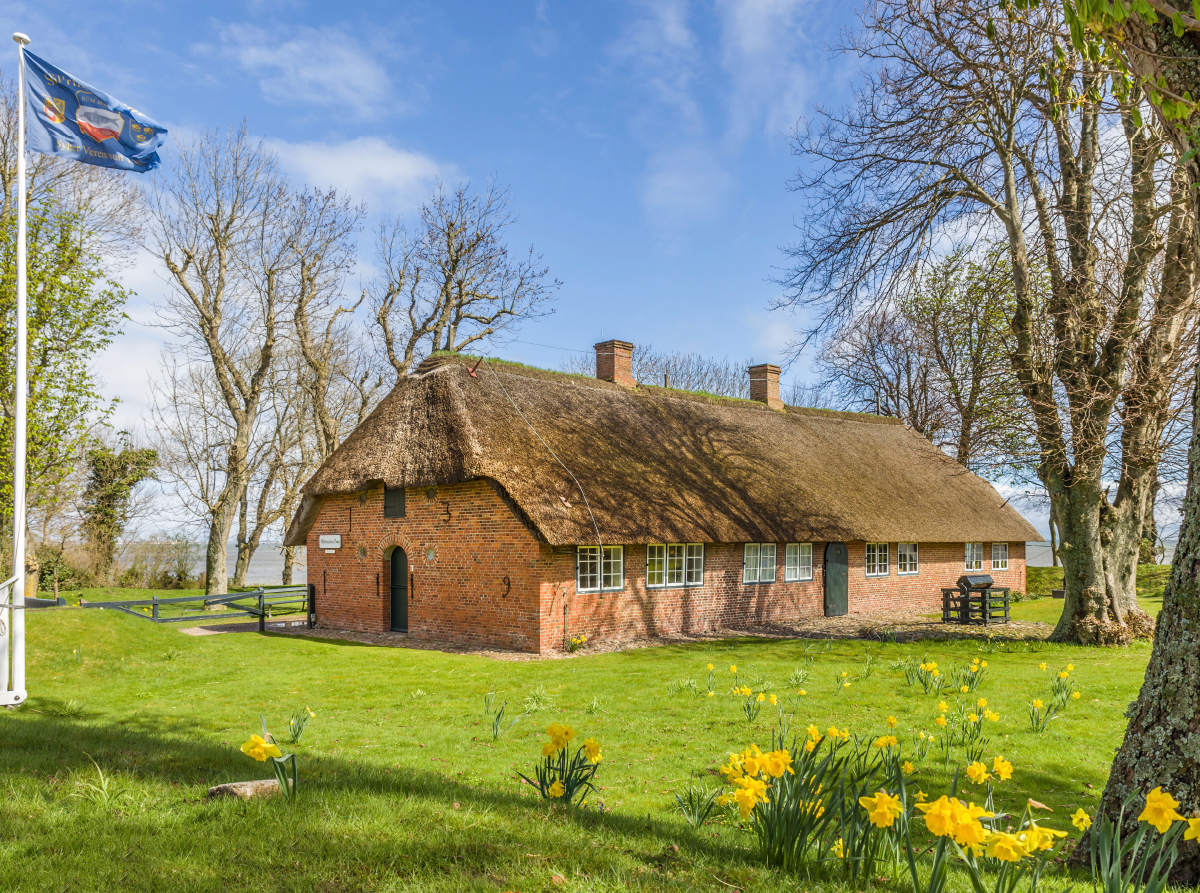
[306,482,1027,654]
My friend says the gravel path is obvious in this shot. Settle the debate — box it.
[265,609,1051,661]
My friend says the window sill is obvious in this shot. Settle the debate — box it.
[865,573,889,579]
[897,570,919,576]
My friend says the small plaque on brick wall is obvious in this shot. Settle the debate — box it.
[318,535,342,550]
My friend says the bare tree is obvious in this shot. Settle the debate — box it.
[148,125,293,595]
[778,0,1197,644]
[561,344,753,397]
[371,180,560,379]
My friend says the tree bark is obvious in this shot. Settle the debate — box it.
[281,546,294,586]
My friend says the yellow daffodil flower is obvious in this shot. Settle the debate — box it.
[1072,691,1081,700]
[1066,663,1074,671]
[886,715,898,728]
[915,790,928,803]
[833,837,845,858]
[707,691,714,697]
[984,831,1027,862]
[992,756,1013,781]
[976,698,987,708]
[548,780,565,798]
[965,761,991,785]
[768,694,778,706]
[984,710,1000,722]
[1139,787,1185,833]
[938,701,949,712]
[797,689,806,696]
[980,660,988,668]
[1071,808,1092,831]
[706,663,714,671]
[1184,817,1200,841]
[1032,699,1044,710]
[807,724,820,740]
[859,790,904,828]
[804,739,816,753]
[1019,822,1067,852]
[240,734,282,762]
[756,692,766,703]
[582,737,602,763]
[730,665,737,673]
[840,729,850,740]
[827,726,839,739]
[1039,662,1048,671]
[960,685,970,694]
[968,713,979,723]
[902,760,916,775]
[1058,670,1070,679]
[935,716,948,727]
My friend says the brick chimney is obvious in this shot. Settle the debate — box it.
[595,340,635,386]
[748,363,783,409]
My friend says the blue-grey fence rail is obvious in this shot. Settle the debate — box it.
[78,585,314,631]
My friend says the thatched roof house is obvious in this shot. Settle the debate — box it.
[285,353,1037,548]
[287,343,1036,652]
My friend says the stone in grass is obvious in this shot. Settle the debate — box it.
[207,779,292,800]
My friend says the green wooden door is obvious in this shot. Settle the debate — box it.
[390,548,408,633]
[824,542,848,617]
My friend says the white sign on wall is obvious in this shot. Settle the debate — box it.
[318,535,342,550]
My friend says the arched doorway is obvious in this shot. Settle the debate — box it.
[390,548,409,633]
[824,542,848,617]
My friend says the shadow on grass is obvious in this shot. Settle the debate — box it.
[0,707,752,865]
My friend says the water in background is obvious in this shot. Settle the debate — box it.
[216,544,307,586]
[1025,541,1176,567]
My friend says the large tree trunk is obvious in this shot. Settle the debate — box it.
[1092,375,1200,884]
[1049,477,1154,644]
[1087,16,1200,883]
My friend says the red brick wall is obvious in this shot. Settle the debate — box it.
[306,482,1027,654]
[305,480,546,652]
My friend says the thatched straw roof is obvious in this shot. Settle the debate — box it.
[284,355,1039,547]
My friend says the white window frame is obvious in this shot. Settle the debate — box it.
[785,543,813,581]
[743,543,777,583]
[991,542,1009,571]
[965,542,984,571]
[685,544,704,586]
[578,545,624,592]
[897,542,919,575]
[865,542,889,577]
[647,543,703,587]
[646,544,665,587]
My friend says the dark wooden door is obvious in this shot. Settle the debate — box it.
[824,542,848,617]
[390,548,408,632]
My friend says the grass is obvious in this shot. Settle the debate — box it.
[1011,565,1169,625]
[0,593,1158,892]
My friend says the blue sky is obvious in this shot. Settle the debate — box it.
[6,0,859,397]
[4,1,1061,537]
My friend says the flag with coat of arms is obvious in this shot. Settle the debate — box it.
[22,49,167,172]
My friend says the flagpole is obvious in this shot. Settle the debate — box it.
[4,32,30,707]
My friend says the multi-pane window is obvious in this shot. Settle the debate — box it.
[685,544,704,585]
[991,542,1009,571]
[743,543,777,583]
[577,545,624,592]
[785,543,813,581]
[865,543,889,577]
[897,543,919,575]
[647,544,702,587]
[965,543,984,571]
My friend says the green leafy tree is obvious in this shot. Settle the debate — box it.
[0,200,128,539]
[80,438,156,579]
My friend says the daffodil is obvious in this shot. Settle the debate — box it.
[935,715,948,727]
[706,663,714,671]
[1039,662,1048,671]
[902,760,915,775]
[1072,691,1081,700]
[938,701,949,712]
[1058,670,1070,679]
[833,837,845,858]
[984,831,1027,862]
[730,665,737,674]
[1071,808,1092,831]
[1139,787,1185,833]
[804,739,816,753]
[707,691,714,697]
[859,790,904,828]
[240,734,282,762]
[1032,699,1044,710]
[582,737,602,763]
[886,715,898,728]
[548,780,565,798]
[976,697,987,708]
[984,710,1000,722]
[797,689,806,696]
[915,790,927,803]
[1019,822,1067,852]
[1066,663,1074,671]
[768,693,778,706]
[968,713,979,723]
[807,724,820,740]
[1184,817,1200,841]
[756,692,766,703]
[992,756,1013,781]
[960,685,969,694]
[980,660,988,668]
[965,761,991,785]
[827,726,839,739]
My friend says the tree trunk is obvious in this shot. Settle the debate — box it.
[204,509,231,596]
[1049,491,1060,568]
[1090,376,1200,884]
[282,546,294,586]
[1048,477,1154,645]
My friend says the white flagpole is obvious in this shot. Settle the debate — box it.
[3,32,30,707]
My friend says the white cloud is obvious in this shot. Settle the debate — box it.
[267,136,447,213]
[606,0,702,130]
[715,0,815,141]
[214,24,402,119]
[640,144,733,231]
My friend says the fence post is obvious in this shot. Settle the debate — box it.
[307,583,316,630]
[152,595,159,620]
[258,590,265,633]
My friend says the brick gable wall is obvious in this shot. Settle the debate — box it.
[306,482,1026,654]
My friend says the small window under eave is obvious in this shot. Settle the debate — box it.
[384,486,406,518]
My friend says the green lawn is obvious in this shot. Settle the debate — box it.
[0,594,1158,892]
[1012,565,1169,625]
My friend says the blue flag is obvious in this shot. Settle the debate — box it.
[23,50,166,173]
